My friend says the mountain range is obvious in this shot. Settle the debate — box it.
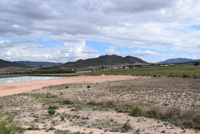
[0,55,147,69]
[15,61,63,67]
[2,56,200,69]
[62,55,147,68]
[159,58,200,64]
[0,59,28,68]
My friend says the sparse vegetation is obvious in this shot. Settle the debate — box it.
[48,105,59,110]
[121,120,132,132]
[55,130,85,134]
[130,104,146,116]
[84,65,200,78]
[182,74,189,78]
[48,109,56,115]
[0,114,24,134]
[87,100,103,106]
[87,100,115,107]
[194,62,200,66]
[1,77,200,133]
[4,69,76,75]
[129,105,200,130]
[63,99,74,104]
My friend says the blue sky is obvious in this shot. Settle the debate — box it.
[0,0,200,63]
[188,25,200,30]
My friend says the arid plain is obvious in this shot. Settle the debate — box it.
[0,75,200,134]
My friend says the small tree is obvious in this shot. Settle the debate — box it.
[194,62,200,66]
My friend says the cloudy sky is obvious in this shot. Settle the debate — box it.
[0,0,200,63]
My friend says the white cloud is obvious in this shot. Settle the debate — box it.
[0,40,99,62]
[0,0,200,61]
[123,49,160,56]
[104,46,120,55]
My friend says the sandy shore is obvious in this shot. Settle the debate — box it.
[0,75,139,97]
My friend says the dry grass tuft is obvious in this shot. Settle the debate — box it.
[161,107,179,119]
[0,114,24,134]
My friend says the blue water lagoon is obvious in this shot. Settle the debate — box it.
[0,76,64,84]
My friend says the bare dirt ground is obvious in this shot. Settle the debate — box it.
[0,75,138,97]
[0,76,200,134]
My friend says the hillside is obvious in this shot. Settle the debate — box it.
[62,55,147,68]
[159,58,200,64]
[0,59,28,68]
[16,61,63,67]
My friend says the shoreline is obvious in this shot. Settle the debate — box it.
[0,75,141,97]
[0,74,78,78]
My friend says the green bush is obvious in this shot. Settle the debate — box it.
[0,114,24,134]
[55,130,70,134]
[194,62,200,66]
[48,105,59,109]
[130,104,146,116]
[48,109,56,115]
[63,99,74,105]
[182,74,189,78]
[55,129,84,134]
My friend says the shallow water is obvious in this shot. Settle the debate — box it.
[0,76,63,84]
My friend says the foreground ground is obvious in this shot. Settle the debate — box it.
[0,76,200,134]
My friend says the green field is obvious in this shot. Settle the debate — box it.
[2,69,76,75]
[85,65,200,78]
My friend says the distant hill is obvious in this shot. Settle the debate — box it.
[0,59,28,68]
[16,61,63,67]
[159,58,200,64]
[62,55,147,68]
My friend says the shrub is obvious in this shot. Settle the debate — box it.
[48,105,59,109]
[179,110,195,119]
[152,74,157,77]
[48,109,56,115]
[182,74,189,78]
[104,100,115,107]
[121,120,132,132]
[161,107,179,119]
[146,107,161,118]
[194,62,200,66]
[55,130,84,134]
[130,104,146,116]
[55,130,70,134]
[63,99,74,105]
[0,114,24,134]
[87,100,103,105]
[181,120,195,129]
[192,113,200,124]
[87,100,115,107]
